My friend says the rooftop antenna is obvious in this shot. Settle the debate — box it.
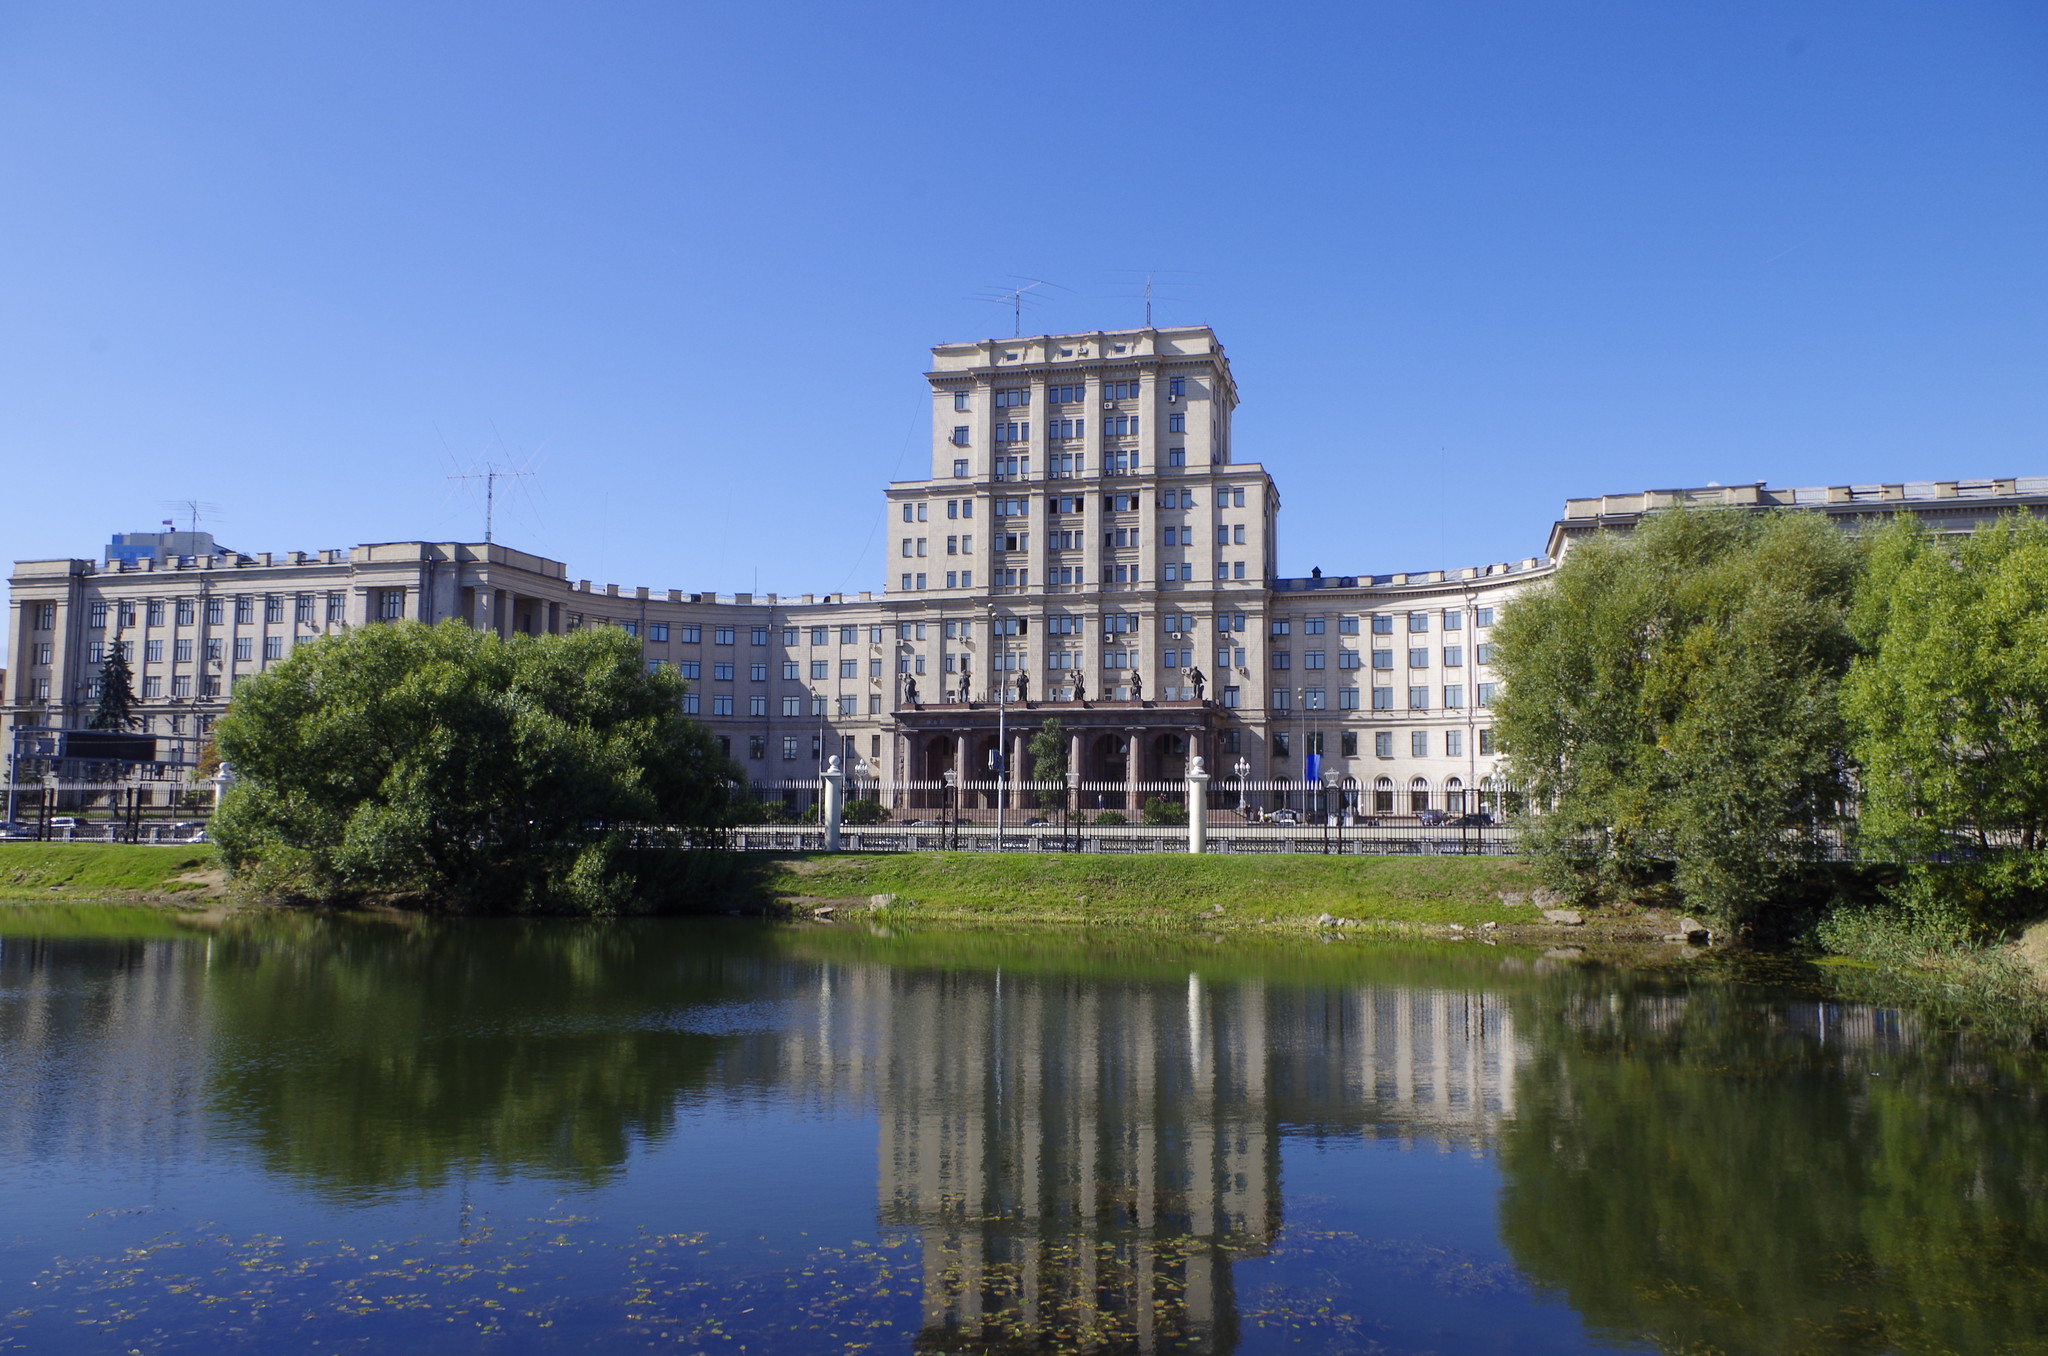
[970,278,1069,337]
[448,464,535,544]
[1144,272,1154,327]
[159,499,223,535]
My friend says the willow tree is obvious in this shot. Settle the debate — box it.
[1842,513,2048,932]
[212,621,742,913]
[1491,508,1860,928]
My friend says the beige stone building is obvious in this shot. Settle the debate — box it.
[9,323,2044,818]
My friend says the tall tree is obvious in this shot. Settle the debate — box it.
[212,621,743,913]
[1492,508,1860,928]
[88,637,140,731]
[1027,717,1067,784]
[1842,513,2048,931]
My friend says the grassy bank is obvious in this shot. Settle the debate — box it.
[0,843,219,902]
[740,851,1574,933]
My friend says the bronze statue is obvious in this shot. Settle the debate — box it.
[1130,670,1144,701]
[1072,672,1087,703]
[1188,666,1206,700]
[1015,672,1029,703]
[903,676,920,707]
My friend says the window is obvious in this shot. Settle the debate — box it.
[177,599,196,625]
[149,600,168,626]
[1408,686,1430,710]
[1371,614,1393,635]
[648,623,669,642]
[750,663,768,681]
[174,639,194,663]
[1444,684,1464,709]
[1446,730,1463,757]
[88,641,105,663]
[1412,731,1429,758]
[326,593,346,622]
[838,695,859,716]
[715,627,736,645]
[869,625,884,643]
[1408,613,1429,633]
[812,696,828,717]
[264,636,283,661]
[749,695,768,717]
[1475,607,1495,628]
[379,590,405,621]
[952,427,970,447]
[840,659,858,679]
[869,658,883,677]
[1477,683,1499,707]
[713,662,735,681]
[1304,687,1326,709]
[1269,650,1292,670]
[1476,643,1498,664]
[1443,646,1463,667]
[1479,728,1496,756]
[916,573,927,589]
[1375,732,1394,758]
[749,734,767,759]
[953,458,969,477]
[1409,648,1429,669]
[143,676,162,698]
[712,695,734,716]
[1049,383,1085,403]
[783,696,801,716]
[1371,649,1393,670]
[680,625,702,643]
[145,639,164,662]
[1411,779,1431,813]
[1304,650,1325,670]
[783,736,800,760]
[1103,414,1139,437]
[205,598,224,625]
[754,627,770,645]
[233,637,253,662]
[810,660,829,680]
[1338,616,1360,635]
[1372,687,1393,711]
[1304,616,1325,635]
[1443,611,1463,631]
[1338,649,1361,670]
[293,595,313,624]
[994,387,1029,407]
[1169,376,1185,398]
[1339,686,1360,710]
[1269,619,1290,636]
[1167,412,1186,433]
[679,660,701,680]
[172,675,192,698]
[235,597,254,624]
[1341,731,1359,756]
[901,574,912,591]
[1271,688,1291,711]
[1222,685,1240,707]
[1167,448,1186,467]
[1274,730,1291,756]
[954,392,970,411]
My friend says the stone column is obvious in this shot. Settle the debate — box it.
[1187,755,1210,853]
[821,755,845,852]
[1124,728,1142,813]
[1068,731,1083,817]
[1012,732,1027,810]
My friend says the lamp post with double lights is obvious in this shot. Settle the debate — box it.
[1233,754,1250,823]
[1323,770,1344,854]
[987,604,1007,844]
[942,766,958,851]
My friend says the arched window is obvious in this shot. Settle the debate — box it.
[1409,777,1431,813]
[1373,776,1394,815]
[1445,777,1465,814]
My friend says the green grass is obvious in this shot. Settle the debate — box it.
[0,843,217,901]
[742,851,1546,931]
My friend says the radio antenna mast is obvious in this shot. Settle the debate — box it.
[448,464,534,544]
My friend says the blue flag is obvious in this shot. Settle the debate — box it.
[1304,751,1321,784]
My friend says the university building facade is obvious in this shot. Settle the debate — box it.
[9,324,2046,815]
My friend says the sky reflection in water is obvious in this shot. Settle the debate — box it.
[0,914,2043,1354]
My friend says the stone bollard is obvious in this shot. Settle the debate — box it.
[821,755,845,852]
[1186,755,1211,854]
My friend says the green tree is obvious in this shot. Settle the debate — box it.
[1140,795,1186,826]
[88,637,140,731]
[211,620,742,912]
[1027,717,1067,784]
[1842,513,2048,930]
[1492,508,1860,928]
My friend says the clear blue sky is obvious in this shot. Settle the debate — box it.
[3,1,2043,610]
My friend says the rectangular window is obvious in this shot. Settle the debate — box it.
[838,695,859,715]
[1475,607,1495,628]
[869,658,883,677]
[1222,685,1240,707]
[680,625,702,643]
[1443,645,1463,667]
[715,628,735,645]
[379,590,405,621]
[205,598,224,625]
[753,627,770,645]
[1446,730,1463,757]
[954,392,970,411]
[1339,686,1360,710]
[1476,643,1498,664]
[1341,731,1359,756]
[1444,684,1465,709]
[172,675,192,698]
[177,599,196,626]
[1412,731,1429,757]
[749,734,767,759]
[235,597,254,624]
[146,639,164,663]
[1274,731,1291,756]
[679,660,701,679]
[1269,619,1290,636]
[1271,688,1291,711]
[713,662,735,681]
[233,637,253,662]
[326,593,345,622]
[649,623,669,642]
[1302,616,1325,635]
[839,659,858,679]
[142,676,163,698]
[1477,683,1499,707]
[810,660,829,680]
[1338,649,1361,670]
[1372,687,1394,711]
[1167,412,1186,433]
[782,696,801,716]
[293,595,313,624]
[750,663,768,681]
[1409,648,1429,668]
[953,458,969,477]
[1371,615,1393,635]
[1479,728,1496,756]
[1409,686,1430,710]
[783,736,800,760]
[1303,650,1325,670]
[712,695,734,716]
[148,600,167,626]
[749,695,768,717]
[1304,687,1326,709]
[1375,731,1394,758]
[1338,616,1360,635]
[1408,613,1430,633]
[1371,649,1393,670]
[264,636,283,661]
[1443,611,1463,631]
[812,697,828,717]
[174,639,194,663]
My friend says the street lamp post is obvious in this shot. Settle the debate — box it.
[988,605,1008,846]
[1324,770,1344,854]
[1233,754,1250,823]
[942,767,958,851]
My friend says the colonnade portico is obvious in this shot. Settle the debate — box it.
[890,699,1218,815]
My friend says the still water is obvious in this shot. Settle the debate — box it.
[0,911,2043,1355]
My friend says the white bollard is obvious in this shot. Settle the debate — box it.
[821,755,846,852]
[1186,755,1210,854]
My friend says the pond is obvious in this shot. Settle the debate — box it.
[0,911,2043,1354]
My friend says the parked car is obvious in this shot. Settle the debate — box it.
[1415,809,1451,826]
[1268,809,1302,826]
[47,816,82,832]
[0,821,31,840]
[1449,812,1496,828]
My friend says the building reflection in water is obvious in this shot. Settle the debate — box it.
[773,961,1528,1352]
